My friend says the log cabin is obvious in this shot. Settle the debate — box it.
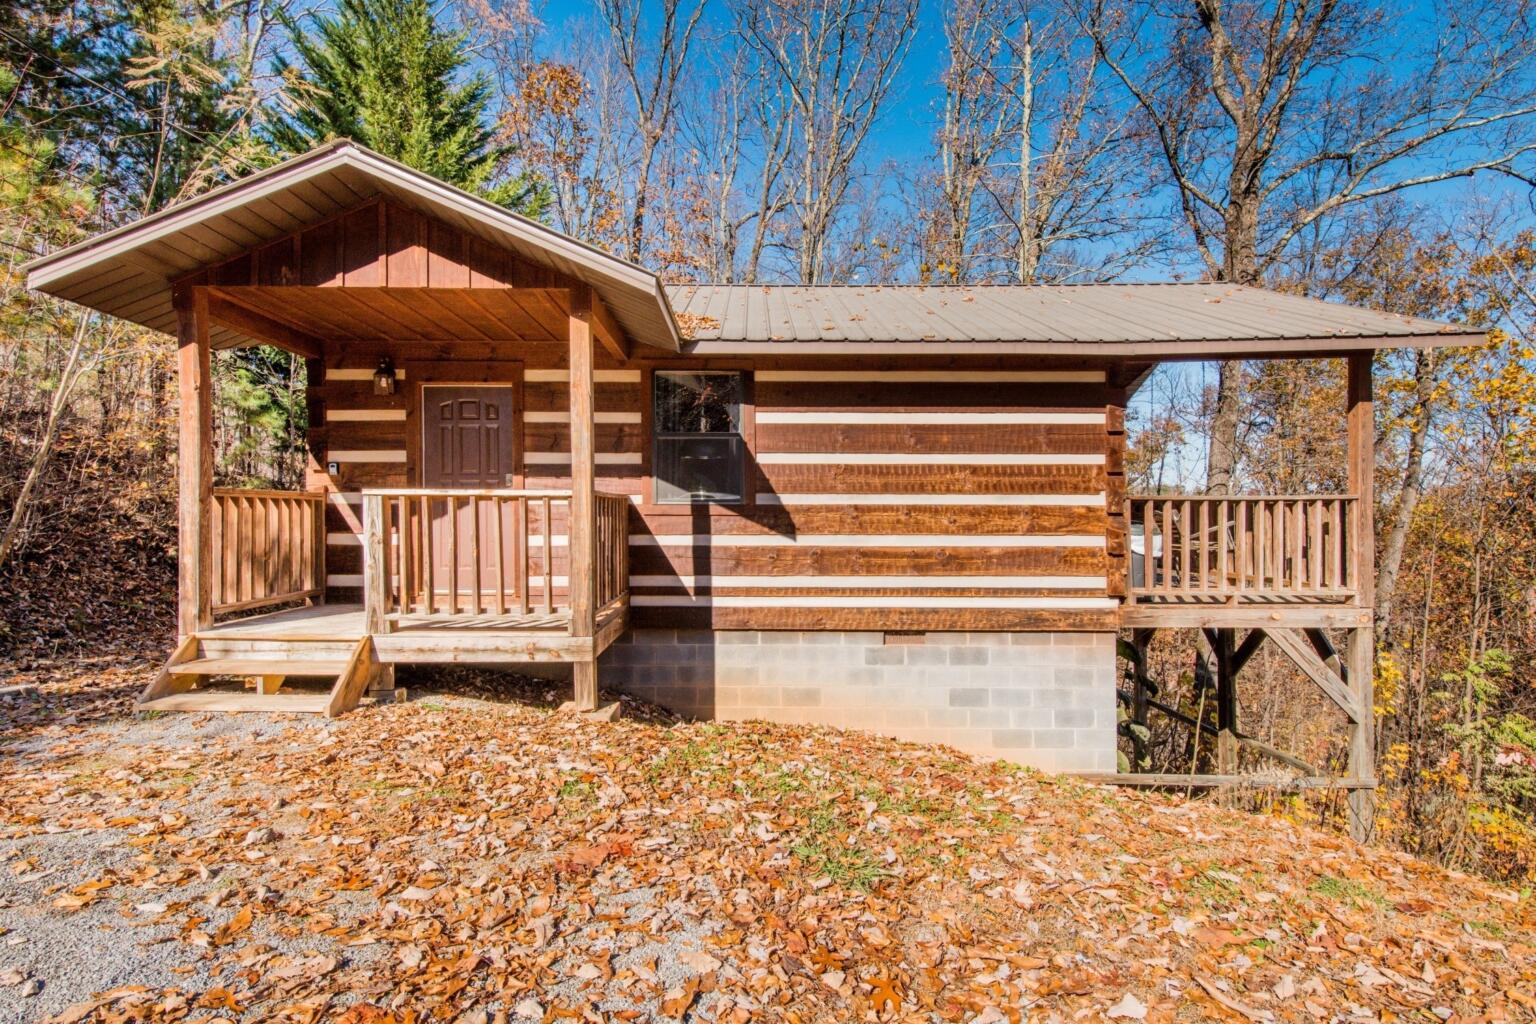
[24,141,1482,839]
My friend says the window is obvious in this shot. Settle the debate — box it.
[653,371,744,503]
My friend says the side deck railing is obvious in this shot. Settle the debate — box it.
[359,489,629,631]
[1127,494,1358,604]
[209,488,325,615]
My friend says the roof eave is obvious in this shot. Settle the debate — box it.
[679,331,1490,357]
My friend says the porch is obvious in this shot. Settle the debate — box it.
[139,487,630,714]
[1120,492,1372,629]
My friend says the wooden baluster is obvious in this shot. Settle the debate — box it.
[1252,499,1265,592]
[399,497,411,617]
[210,496,223,609]
[515,497,529,615]
[1196,499,1210,592]
[543,496,554,614]
[599,499,610,606]
[300,497,309,599]
[1156,499,1168,593]
[1216,498,1229,596]
[1279,499,1291,591]
[408,496,419,614]
[469,495,482,617]
[269,497,278,599]
[421,496,435,616]
[1273,499,1286,591]
[1265,499,1278,591]
[270,498,281,601]
[493,496,507,617]
[287,499,299,598]
[238,495,251,606]
[1341,498,1352,591]
[1233,499,1247,595]
[447,495,460,616]
[250,497,262,605]
[222,497,235,609]
[249,496,263,604]
[1307,499,1320,592]
[278,498,290,600]
[1331,499,1344,591]
[1179,499,1192,592]
[264,497,277,601]
[1292,499,1304,591]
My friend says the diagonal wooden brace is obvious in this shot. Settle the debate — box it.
[1264,628,1364,724]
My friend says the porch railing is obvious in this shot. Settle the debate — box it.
[1127,495,1358,603]
[209,488,325,614]
[359,489,629,630]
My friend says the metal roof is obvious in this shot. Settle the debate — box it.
[666,283,1483,356]
[23,140,683,352]
[23,140,1479,359]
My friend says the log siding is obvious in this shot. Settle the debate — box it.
[311,341,1122,632]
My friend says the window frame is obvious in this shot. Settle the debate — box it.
[645,367,754,507]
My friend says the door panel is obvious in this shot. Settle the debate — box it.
[421,386,517,609]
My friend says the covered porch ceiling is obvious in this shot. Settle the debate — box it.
[206,285,597,352]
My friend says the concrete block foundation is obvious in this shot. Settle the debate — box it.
[600,629,1118,773]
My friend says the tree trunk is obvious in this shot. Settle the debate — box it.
[1376,347,1435,636]
[1206,193,1260,493]
[1016,28,1035,284]
[0,317,91,573]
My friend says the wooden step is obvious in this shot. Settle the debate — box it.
[195,638,358,658]
[140,692,333,714]
[140,637,377,718]
[172,657,350,677]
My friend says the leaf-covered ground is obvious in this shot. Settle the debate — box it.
[0,662,1532,1024]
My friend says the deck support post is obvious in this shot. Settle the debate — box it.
[1345,352,1377,842]
[174,287,213,638]
[1208,628,1239,773]
[568,285,598,712]
[1127,628,1155,770]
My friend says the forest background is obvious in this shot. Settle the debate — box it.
[3,0,1535,882]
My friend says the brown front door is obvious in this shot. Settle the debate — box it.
[422,385,515,488]
[421,386,516,609]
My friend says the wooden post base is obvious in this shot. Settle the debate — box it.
[558,699,621,722]
[367,663,396,696]
[1347,789,1376,843]
[572,661,598,712]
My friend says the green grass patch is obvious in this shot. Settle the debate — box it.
[791,804,887,892]
[1188,869,1244,908]
[1310,874,1389,909]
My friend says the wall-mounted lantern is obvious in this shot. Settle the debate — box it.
[372,357,397,396]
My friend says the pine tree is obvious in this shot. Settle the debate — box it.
[268,0,542,212]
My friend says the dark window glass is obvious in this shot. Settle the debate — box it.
[654,372,744,503]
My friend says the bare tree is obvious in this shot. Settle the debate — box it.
[1083,0,1536,491]
[677,45,793,281]
[597,0,710,262]
[925,0,1019,281]
[737,0,919,283]
[922,0,1159,284]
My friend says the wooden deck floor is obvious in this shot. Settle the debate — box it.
[200,603,627,663]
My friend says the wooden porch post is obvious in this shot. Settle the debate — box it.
[568,285,598,711]
[174,287,213,639]
[362,493,390,636]
[1346,352,1377,841]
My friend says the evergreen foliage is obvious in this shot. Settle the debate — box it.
[268,0,544,213]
